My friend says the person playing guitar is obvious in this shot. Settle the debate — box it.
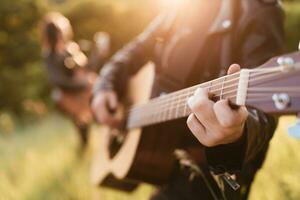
[41,12,110,150]
[92,0,283,199]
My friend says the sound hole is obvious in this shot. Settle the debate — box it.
[108,129,127,158]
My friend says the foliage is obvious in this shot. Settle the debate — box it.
[0,0,160,117]
[249,116,300,200]
[0,0,49,116]
[0,114,154,199]
[284,2,300,52]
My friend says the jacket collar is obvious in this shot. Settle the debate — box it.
[209,0,234,34]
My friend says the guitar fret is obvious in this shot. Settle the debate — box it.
[168,95,174,120]
[208,81,212,92]
[175,95,179,118]
[163,96,168,121]
[183,99,187,116]
[154,101,159,124]
[220,77,226,100]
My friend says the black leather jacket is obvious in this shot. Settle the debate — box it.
[94,0,284,198]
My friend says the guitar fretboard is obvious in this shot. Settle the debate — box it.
[127,72,241,129]
[126,60,300,129]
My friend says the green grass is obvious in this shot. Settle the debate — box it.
[0,114,153,200]
[0,114,299,200]
[249,116,300,200]
[284,2,300,52]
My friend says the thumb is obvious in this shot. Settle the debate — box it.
[227,64,241,75]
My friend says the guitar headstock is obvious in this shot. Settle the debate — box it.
[245,51,300,115]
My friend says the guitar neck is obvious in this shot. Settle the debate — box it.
[127,72,241,129]
[127,52,300,129]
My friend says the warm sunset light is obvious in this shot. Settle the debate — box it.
[0,0,299,199]
[159,0,185,8]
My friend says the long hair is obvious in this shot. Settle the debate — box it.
[41,12,73,53]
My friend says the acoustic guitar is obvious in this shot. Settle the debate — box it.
[91,51,300,191]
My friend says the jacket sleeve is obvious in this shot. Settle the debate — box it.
[93,13,168,98]
[205,2,284,173]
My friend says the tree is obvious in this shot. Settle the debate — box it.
[0,0,48,115]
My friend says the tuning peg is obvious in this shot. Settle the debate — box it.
[288,114,300,139]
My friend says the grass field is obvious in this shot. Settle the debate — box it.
[0,114,299,200]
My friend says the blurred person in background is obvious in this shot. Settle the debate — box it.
[92,0,283,199]
[41,12,110,150]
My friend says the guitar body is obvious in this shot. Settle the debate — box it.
[91,64,202,190]
[126,120,193,184]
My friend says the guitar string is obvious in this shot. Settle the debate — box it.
[129,73,240,112]
[247,92,300,97]
[128,67,284,114]
[129,64,290,111]
[152,90,300,122]
[130,85,238,114]
[164,71,298,112]
[128,67,287,117]
[128,87,239,123]
[128,86,296,128]
[132,67,298,114]
[158,86,300,109]
[128,92,300,128]
[133,88,238,115]
[167,90,300,117]
[128,93,238,128]
[128,65,300,126]
[165,83,300,111]
[131,69,284,116]
[245,95,300,103]
[249,73,297,88]
[131,62,300,114]
[129,93,243,128]
[249,93,300,95]
[129,94,300,128]
[247,87,300,92]
[128,72,295,126]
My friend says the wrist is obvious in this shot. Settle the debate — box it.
[230,123,246,144]
[205,125,247,173]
